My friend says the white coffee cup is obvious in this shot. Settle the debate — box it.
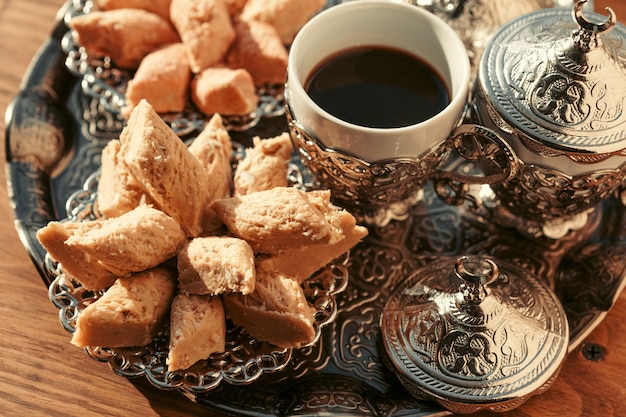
[285,0,470,163]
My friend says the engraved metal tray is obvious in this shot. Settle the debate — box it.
[5,1,626,416]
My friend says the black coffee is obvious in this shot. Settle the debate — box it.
[304,46,450,128]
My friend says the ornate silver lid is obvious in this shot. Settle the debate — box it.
[380,255,569,413]
[477,0,626,155]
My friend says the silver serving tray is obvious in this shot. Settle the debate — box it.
[6,1,626,416]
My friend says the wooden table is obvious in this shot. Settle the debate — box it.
[0,1,624,416]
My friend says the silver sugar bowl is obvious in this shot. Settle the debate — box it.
[381,255,569,413]
[442,1,626,238]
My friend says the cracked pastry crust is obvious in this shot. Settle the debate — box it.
[226,18,288,86]
[167,294,226,372]
[97,139,155,218]
[240,0,326,44]
[256,190,369,283]
[233,132,293,196]
[170,0,235,73]
[187,114,233,235]
[36,220,117,291]
[71,267,177,348]
[191,66,258,116]
[119,100,210,237]
[177,236,256,296]
[123,43,191,118]
[65,205,187,276]
[224,261,316,349]
[212,186,343,254]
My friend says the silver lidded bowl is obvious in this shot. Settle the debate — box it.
[467,0,626,232]
[380,255,569,413]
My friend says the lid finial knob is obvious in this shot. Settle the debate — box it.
[572,0,616,51]
[454,256,498,304]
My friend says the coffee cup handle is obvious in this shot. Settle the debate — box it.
[434,123,520,206]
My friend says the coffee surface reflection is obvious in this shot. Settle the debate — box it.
[304,46,450,128]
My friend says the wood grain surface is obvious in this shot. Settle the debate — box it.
[0,1,624,416]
